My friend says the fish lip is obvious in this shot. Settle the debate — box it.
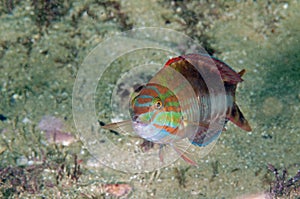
[132,115,149,127]
[132,115,138,122]
[132,115,146,124]
[132,119,147,127]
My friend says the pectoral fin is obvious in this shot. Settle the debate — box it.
[102,120,135,136]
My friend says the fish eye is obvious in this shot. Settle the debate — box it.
[153,98,163,110]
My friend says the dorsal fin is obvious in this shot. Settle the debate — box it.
[210,57,244,84]
[165,54,245,84]
[228,103,252,131]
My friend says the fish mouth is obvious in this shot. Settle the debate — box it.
[132,114,146,123]
[131,115,161,141]
[131,115,149,127]
[132,115,139,122]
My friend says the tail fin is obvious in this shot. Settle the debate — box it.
[238,69,246,77]
[225,69,251,132]
[228,102,252,131]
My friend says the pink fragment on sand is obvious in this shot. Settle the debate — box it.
[103,184,133,197]
[38,116,76,146]
[45,130,75,146]
[38,116,64,132]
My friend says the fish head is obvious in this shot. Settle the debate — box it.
[130,83,183,143]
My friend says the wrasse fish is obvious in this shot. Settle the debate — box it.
[103,54,251,165]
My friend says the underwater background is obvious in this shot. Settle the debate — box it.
[0,0,299,198]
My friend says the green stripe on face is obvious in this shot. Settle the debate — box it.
[157,90,174,101]
[139,111,154,123]
[152,111,182,128]
[165,101,180,107]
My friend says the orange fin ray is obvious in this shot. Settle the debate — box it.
[172,144,197,166]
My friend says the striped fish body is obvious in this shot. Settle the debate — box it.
[131,83,183,144]
[131,54,251,146]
